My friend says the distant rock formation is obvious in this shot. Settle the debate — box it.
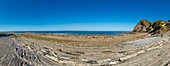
[132,19,170,34]
[168,20,170,22]
[0,33,15,37]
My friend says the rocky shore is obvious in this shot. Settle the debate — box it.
[1,19,170,66]
[0,32,167,66]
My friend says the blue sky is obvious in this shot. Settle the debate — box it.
[0,0,170,31]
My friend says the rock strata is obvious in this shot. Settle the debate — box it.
[132,19,152,32]
[132,19,170,34]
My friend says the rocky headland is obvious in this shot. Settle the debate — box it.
[132,19,170,35]
[1,19,170,66]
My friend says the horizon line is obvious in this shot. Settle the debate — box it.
[0,30,131,32]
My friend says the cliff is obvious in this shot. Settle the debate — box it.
[132,19,170,34]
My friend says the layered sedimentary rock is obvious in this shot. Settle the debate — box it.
[132,19,152,32]
[132,19,170,34]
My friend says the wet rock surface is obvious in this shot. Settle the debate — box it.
[127,37,163,47]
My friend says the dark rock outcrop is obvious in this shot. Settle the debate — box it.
[168,20,170,22]
[132,19,170,34]
[0,33,15,37]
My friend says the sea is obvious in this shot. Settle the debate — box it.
[4,31,130,36]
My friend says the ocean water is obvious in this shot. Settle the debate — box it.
[7,31,130,36]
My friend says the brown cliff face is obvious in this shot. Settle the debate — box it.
[132,19,170,34]
[132,19,152,32]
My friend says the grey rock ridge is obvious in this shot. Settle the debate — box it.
[0,34,60,66]
[1,33,170,66]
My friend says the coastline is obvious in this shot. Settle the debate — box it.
[3,31,130,36]
[0,31,170,66]
[17,32,149,47]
